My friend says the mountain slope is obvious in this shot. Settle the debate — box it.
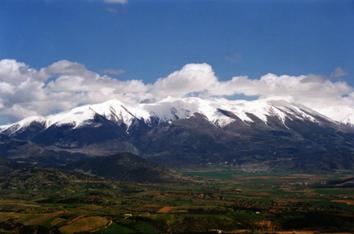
[0,152,180,184]
[65,153,181,183]
[1,97,354,171]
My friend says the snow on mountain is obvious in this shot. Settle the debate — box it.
[341,113,354,126]
[0,116,47,134]
[0,99,151,134]
[0,97,336,135]
[45,99,151,128]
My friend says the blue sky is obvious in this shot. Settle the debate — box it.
[1,0,354,125]
[1,0,354,83]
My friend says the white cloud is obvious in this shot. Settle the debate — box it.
[331,67,347,78]
[0,59,147,121]
[225,52,242,64]
[100,68,125,76]
[212,74,354,122]
[103,0,128,4]
[0,59,354,124]
[43,60,92,76]
[151,63,217,98]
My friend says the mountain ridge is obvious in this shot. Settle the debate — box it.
[0,97,343,134]
[1,97,354,171]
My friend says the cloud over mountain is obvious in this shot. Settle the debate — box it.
[0,59,353,124]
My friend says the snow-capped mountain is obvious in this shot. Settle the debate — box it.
[1,97,354,171]
[0,97,336,134]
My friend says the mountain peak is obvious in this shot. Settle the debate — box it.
[0,97,336,135]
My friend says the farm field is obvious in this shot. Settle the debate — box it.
[0,168,353,233]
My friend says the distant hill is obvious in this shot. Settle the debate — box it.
[0,159,106,202]
[65,153,181,183]
[0,152,181,185]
